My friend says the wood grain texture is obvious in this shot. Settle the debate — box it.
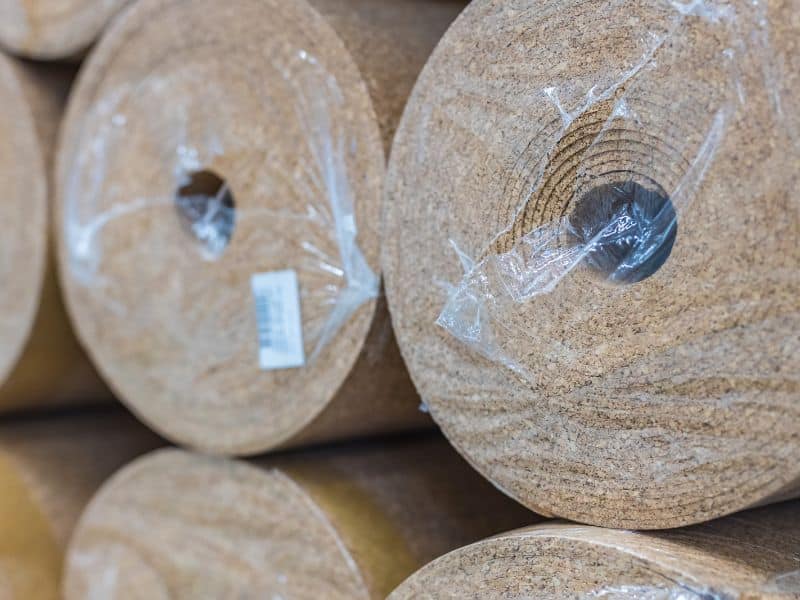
[55,0,464,456]
[63,435,537,599]
[390,501,800,599]
[0,54,110,412]
[0,0,129,59]
[382,0,800,529]
[0,410,163,600]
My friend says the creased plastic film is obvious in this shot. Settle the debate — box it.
[435,0,796,380]
[63,45,379,367]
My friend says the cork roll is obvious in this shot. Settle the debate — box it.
[0,53,109,412]
[390,501,800,599]
[382,0,800,529]
[0,0,129,59]
[63,436,536,599]
[0,411,162,600]
[56,0,464,455]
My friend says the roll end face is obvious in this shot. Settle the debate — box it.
[54,0,391,456]
[383,0,800,529]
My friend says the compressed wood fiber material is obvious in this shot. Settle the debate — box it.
[0,0,129,59]
[0,54,110,412]
[0,410,163,600]
[382,0,800,529]
[389,501,800,599]
[56,0,464,456]
[62,435,537,599]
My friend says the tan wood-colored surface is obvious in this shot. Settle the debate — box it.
[64,435,537,599]
[0,54,110,412]
[0,410,163,600]
[0,0,129,59]
[56,0,464,456]
[390,501,800,599]
[382,0,800,529]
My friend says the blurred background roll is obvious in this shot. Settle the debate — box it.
[382,0,800,528]
[0,0,129,59]
[63,436,536,599]
[0,53,109,412]
[0,411,162,600]
[389,501,800,599]
[56,0,464,456]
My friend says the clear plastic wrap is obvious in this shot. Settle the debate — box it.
[62,43,380,370]
[56,0,459,455]
[590,575,800,598]
[586,585,722,599]
[433,0,797,380]
[383,0,800,529]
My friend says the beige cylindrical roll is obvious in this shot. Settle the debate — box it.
[55,0,464,456]
[390,501,800,599]
[0,53,110,412]
[0,0,129,60]
[0,410,163,600]
[63,436,537,599]
[383,0,800,528]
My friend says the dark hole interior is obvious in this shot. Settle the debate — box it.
[175,170,236,258]
[568,180,677,284]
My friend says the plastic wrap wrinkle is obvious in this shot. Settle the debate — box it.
[434,0,789,381]
[587,585,726,600]
[765,570,800,594]
[64,47,379,365]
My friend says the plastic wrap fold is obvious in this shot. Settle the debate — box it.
[435,0,796,379]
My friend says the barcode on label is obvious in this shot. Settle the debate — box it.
[251,270,305,370]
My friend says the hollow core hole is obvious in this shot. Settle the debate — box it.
[568,180,677,284]
[175,169,236,259]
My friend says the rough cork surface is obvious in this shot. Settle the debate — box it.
[56,0,464,455]
[63,436,537,599]
[390,501,800,599]
[0,0,129,59]
[0,54,109,412]
[383,0,800,528]
[0,411,162,600]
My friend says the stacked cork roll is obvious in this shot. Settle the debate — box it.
[63,437,535,599]
[0,412,161,600]
[0,54,109,412]
[0,0,798,597]
[389,501,800,599]
[55,0,464,456]
[0,0,130,59]
[383,0,800,529]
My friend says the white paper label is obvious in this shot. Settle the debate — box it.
[251,270,305,370]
